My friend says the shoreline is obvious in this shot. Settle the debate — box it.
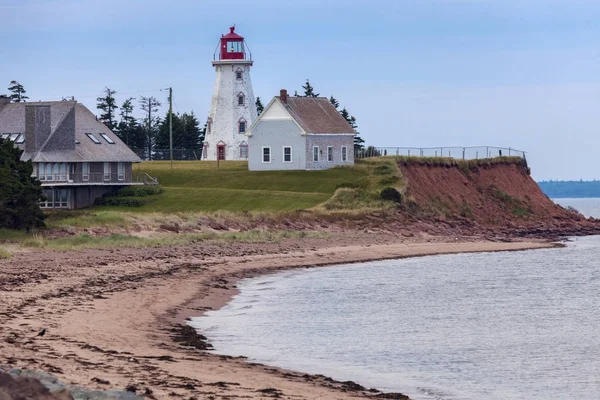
[0,237,560,399]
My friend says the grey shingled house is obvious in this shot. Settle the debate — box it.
[0,95,149,209]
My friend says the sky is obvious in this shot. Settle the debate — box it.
[1,0,599,181]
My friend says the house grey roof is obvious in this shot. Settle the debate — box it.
[277,96,355,135]
[0,101,141,163]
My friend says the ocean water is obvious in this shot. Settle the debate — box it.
[554,198,600,218]
[192,201,600,400]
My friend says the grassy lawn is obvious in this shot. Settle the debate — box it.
[113,160,370,212]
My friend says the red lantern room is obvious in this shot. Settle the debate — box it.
[217,26,249,61]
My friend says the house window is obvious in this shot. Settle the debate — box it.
[38,163,45,181]
[341,146,348,162]
[15,133,24,144]
[86,133,101,144]
[45,163,53,181]
[327,146,333,162]
[41,189,53,208]
[59,163,67,181]
[240,143,248,159]
[237,93,245,106]
[262,147,271,163]
[82,162,89,181]
[313,146,319,162]
[104,162,111,181]
[117,162,125,181]
[283,146,292,163]
[238,119,246,133]
[53,163,60,181]
[236,69,243,80]
[101,133,115,144]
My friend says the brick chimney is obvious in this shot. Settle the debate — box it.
[280,89,288,104]
[25,105,51,153]
[0,95,10,106]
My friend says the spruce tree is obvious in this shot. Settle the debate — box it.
[139,96,162,160]
[329,96,339,109]
[302,79,319,97]
[0,138,45,230]
[256,97,264,115]
[96,87,119,131]
[340,107,365,151]
[117,97,145,152]
[8,80,28,102]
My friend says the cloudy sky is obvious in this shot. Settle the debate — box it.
[1,0,598,180]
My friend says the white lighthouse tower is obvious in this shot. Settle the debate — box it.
[203,26,257,161]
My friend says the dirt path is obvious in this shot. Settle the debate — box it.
[0,235,556,399]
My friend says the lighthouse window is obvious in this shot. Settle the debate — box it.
[236,69,243,80]
[237,93,245,106]
[238,121,246,133]
[229,41,243,53]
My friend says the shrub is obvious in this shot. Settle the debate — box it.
[105,185,163,197]
[0,247,11,259]
[94,197,148,207]
[380,187,402,203]
[378,176,400,186]
[373,165,394,175]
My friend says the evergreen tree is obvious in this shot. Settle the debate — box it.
[96,87,119,131]
[0,138,45,231]
[301,79,319,97]
[116,97,145,153]
[8,80,28,102]
[139,96,161,160]
[155,111,202,159]
[256,97,264,115]
[340,107,364,151]
[329,96,339,109]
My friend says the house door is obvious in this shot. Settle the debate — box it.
[217,145,226,161]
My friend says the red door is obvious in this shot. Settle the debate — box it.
[217,145,226,161]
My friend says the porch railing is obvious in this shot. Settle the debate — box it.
[355,146,526,160]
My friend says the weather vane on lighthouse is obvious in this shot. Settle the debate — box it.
[203,26,257,161]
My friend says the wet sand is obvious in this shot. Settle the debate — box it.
[0,235,556,399]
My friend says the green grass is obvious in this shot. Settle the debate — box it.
[92,160,395,213]
[0,247,11,259]
[0,228,31,242]
[22,230,328,251]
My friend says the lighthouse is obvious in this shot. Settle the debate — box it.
[203,26,257,161]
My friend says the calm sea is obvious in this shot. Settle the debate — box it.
[192,199,600,400]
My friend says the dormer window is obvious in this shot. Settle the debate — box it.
[101,133,115,144]
[86,133,101,144]
[15,133,24,144]
[238,118,247,134]
[235,68,243,80]
[237,93,245,106]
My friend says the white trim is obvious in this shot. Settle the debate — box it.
[312,146,319,162]
[341,146,348,162]
[261,146,271,163]
[305,133,355,136]
[283,146,292,163]
[327,146,333,162]
[246,97,306,136]
[103,162,111,181]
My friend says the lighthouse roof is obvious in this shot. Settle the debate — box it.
[222,26,244,40]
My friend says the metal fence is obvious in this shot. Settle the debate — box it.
[131,148,201,161]
[355,146,526,160]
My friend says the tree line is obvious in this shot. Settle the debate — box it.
[96,88,205,160]
[6,80,368,157]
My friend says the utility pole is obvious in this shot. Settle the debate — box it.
[169,87,173,170]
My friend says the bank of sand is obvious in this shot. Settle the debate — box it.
[0,235,556,399]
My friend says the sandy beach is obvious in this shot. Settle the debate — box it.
[0,234,556,399]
